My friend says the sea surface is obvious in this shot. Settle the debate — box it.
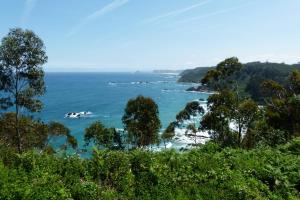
[36,72,209,150]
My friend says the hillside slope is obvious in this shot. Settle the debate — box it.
[179,62,300,101]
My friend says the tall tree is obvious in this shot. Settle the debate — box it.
[122,95,161,148]
[200,89,236,146]
[234,99,258,146]
[0,28,47,153]
[200,58,253,147]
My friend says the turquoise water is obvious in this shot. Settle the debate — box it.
[37,72,209,149]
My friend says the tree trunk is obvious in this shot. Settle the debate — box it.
[15,90,21,153]
[15,68,21,153]
[235,81,241,147]
[238,121,242,147]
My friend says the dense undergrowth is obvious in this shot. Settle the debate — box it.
[0,139,299,200]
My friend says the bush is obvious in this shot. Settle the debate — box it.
[0,139,299,199]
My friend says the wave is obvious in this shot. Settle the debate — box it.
[108,80,174,86]
[161,89,185,92]
[185,90,215,94]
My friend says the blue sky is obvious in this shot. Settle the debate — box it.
[0,0,300,72]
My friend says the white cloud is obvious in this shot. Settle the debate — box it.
[143,0,211,24]
[176,3,251,24]
[67,0,129,37]
[21,0,38,26]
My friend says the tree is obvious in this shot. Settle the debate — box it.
[176,101,204,122]
[122,96,161,148]
[261,71,300,140]
[0,113,77,153]
[161,121,176,148]
[199,58,261,147]
[249,70,300,145]
[288,70,300,94]
[0,28,47,153]
[200,89,236,146]
[84,121,123,150]
[201,57,243,90]
[186,124,198,144]
[176,101,205,144]
[234,99,258,146]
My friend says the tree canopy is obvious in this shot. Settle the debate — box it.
[0,28,48,153]
[122,95,161,148]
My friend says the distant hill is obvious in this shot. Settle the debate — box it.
[153,70,182,74]
[179,62,300,101]
[178,67,211,82]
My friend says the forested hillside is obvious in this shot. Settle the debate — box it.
[179,62,300,101]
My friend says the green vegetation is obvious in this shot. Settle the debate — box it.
[122,95,161,148]
[0,140,299,199]
[179,61,300,102]
[197,57,300,149]
[0,28,48,153]
[84,121,123,150]
[178,67,212,83]
[0,29,300,199]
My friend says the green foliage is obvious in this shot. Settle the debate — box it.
[84,121,123,150]
[179,61,300,102]
[200,57,244,145]
[0,140,299,199]
[289,70,300,94]
[261,70,300,141]
[176,101,204,122]
[0,113,77,153]
[0,28,47,112]
[178,67,212,83]
[161,121,176,147]
[0,112,48,151]
[122,95,161,148]
[0,28,47,153]
[201,57,243,88]
[0,28,299,199]
[201,89,237,146]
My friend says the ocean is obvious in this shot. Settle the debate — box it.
[37,72,210,150]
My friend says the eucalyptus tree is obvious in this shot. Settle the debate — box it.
[200,58,257,147]
[122,95,161,148]
[234,99,258,146]
[0,28,47,152]
[176,101,205,144]
[200,89,236,146]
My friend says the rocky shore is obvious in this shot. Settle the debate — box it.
[186,85,214,93]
